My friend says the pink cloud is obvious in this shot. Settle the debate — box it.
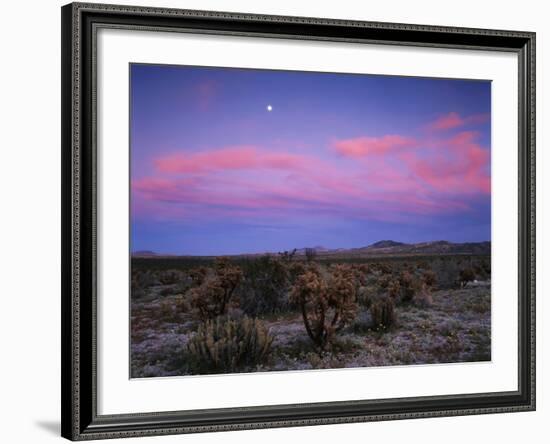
[154,146,326,174]
[428,112,464,131]
[401,131,490,194]
[132,168,470,225]
[134,144,486,225]
[133,176,336,217]
[134,117,490,225]
[328,129,489,200]
[427,112,490,131]
[332,135,415,158]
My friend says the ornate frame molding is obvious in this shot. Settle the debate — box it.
[61,3,535,440]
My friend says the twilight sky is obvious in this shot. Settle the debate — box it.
[130,64,491,256]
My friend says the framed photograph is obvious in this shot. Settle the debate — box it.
[61,2,536,440]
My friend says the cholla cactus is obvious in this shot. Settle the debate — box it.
[459,268,476,288]
[357,285,376,309]
[290,265,358,352]
[422,269,437,288]
[188,258,242,321]
[370,296,396,330]
[377,274,392,290]
[387,279,401,301]
[350,263,370,287]
[328,265,358,326]
[287,261,307,284]
[398,270,418,302]
[213,257,242,298]
[412,282,433,308]
[157,269,185,285]
[375,262,392,275]
[186,315,273,374]
[188,266,209,286]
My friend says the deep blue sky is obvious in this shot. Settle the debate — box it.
[130,64,491,255]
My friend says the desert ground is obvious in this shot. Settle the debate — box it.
[130,243,491,378]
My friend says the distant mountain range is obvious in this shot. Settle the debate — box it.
[356,240,490,255]
[132,240,491,258]
[132,250,159,257]
[367,240,407,249]
[291,240,490,257]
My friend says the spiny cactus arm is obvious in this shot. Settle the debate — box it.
[219,291,229,315]
[300,301,317,344]
[224,279,238,305]
[330,310,340,329]
[331,307,351,333]
[316,300,326,341]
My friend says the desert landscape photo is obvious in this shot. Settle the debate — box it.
[129,64,491,378]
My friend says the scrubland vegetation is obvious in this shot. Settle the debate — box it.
[130,253,491,377]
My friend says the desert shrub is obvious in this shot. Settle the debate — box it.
[377,274,392,290]
[173,280,193,296]
[238,255,290,316]
[186,315,273,374]
[473,260,491,281]
[287,261,307,284]
[131,270,162,299]
[187,258,243,321]
[289,265,358,352]
[361,271,380,287]
[370,296,396,330]
[422,269,437,288]
[473,265,485,280]
[459,268,476,288]
[157,299,181,322]
[418,260,430,270]
[357,285,377,308]
[375,272,406,303]
[157,269,185,285]
[375,262,393,275]
[398,270,419,303]
[132,269,159,290]
[174,294,190,313]
[412,282,433,308]
[188,266,209,286]
[327,264,360,331]
[354,263,370,274]
[350,263,370,286]
[430,258,460,289]
[387,279,401,301]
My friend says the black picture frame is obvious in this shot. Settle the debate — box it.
[61,2,536,440]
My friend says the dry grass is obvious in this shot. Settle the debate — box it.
[131,280,490,377]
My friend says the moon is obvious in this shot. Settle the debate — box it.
[266,104,273,112]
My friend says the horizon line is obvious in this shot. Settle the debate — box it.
[131,239,491,257]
